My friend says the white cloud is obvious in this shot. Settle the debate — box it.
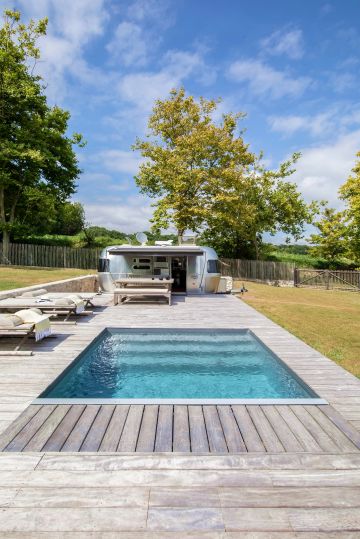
[330,72,357,93]
[269,112,334,137]
[84,200,153,232]
[118,48,215,110]
[10,0,109,103]
[107,21,149,66]
[269,105,360,137]
[94,150,143,175]
[261,28,304,59]
[126,0,171,25]
[228,59,311,99]
[291,129,360,206]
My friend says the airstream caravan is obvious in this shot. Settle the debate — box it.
[98,241,221,294]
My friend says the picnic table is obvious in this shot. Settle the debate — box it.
[114,278,174,306]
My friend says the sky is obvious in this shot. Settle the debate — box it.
[1,0,360,241]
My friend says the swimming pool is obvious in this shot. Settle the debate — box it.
[37,328,325,404]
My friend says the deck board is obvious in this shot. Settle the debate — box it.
[99,405,129,452]
[136,404,158,452]
[217,405,247,452]
[117,405,144,452]
[231,405,265,452]
[188,406,209,452]
[80,405,115,452]
[173,405,190,452]
[155,405,173,452]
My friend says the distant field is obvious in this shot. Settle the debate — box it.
[266,250,354,269]
[0,266,94,291]
[235,280,360,378]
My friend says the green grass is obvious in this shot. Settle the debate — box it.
[0,266,94,291]
[265,250,355,269]
[235,279,360,378]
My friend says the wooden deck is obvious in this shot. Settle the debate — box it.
[0,293,360,534]
[1,403,360,453]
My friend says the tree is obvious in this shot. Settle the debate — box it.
[309,207,348,263]
[205,154,317,258]
[0,10,84,257]
[339,151,360,262]
[54,202,85,235]
[133,88,255,240]
[133,88,316,256]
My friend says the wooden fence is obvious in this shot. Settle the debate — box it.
[294,268,360,290]
[0,243,101,270]
[220,258,295,282]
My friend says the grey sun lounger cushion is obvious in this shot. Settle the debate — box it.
[0,314,24,328]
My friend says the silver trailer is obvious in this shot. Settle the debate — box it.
[98,244,221,294]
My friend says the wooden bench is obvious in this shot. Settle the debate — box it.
[114,287,171,306]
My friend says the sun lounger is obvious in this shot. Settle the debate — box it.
[114,287,171,305]
[19,288,97,308]
[0,296,92,322]
[0,308,52,356]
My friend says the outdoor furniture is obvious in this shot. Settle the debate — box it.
[0,308,52,356]
[114,287,172,305]
[0,297,92,322]
[114,277,173,306]
[19,288,97,308]
[115,277,173,289]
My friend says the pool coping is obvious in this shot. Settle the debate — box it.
[32,397,327,404]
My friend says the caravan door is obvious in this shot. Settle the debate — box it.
[186,255,202,294]
[171,257,187,293]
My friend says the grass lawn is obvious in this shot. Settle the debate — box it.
[0,266,95,291]
[235,280,360,378]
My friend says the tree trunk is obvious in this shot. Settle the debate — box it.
[1,229,10,261]
[253,233,259,260]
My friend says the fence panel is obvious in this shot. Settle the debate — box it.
[220,258,295,282]
[0,243,100,270]
[294,268,360,290]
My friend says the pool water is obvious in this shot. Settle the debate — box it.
[42,329,317,400]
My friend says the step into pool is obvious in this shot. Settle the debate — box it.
[36,328,325,404]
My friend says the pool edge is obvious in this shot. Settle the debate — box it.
[31,397,328,405]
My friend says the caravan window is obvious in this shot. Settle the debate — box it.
[207,260,220,273]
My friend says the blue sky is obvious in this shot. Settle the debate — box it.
[2,0,360,240]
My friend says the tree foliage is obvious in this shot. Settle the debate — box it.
[309,207,348,263]
[339,151,360,262]
[133,88,316,257]
[0,10,84,255]
[54,202,85,235]
[133,88,255,239]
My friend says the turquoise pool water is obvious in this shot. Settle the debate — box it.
[41,329,317,399]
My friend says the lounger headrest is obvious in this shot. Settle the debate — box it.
[0,314,23,328]
[20,288,48,297]
[53,298,73,306]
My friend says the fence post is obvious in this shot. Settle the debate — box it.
[294,267,298,287]
[325,269,330,290]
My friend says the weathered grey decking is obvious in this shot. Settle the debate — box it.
[1,403,360,453]
[0,293,360,534]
